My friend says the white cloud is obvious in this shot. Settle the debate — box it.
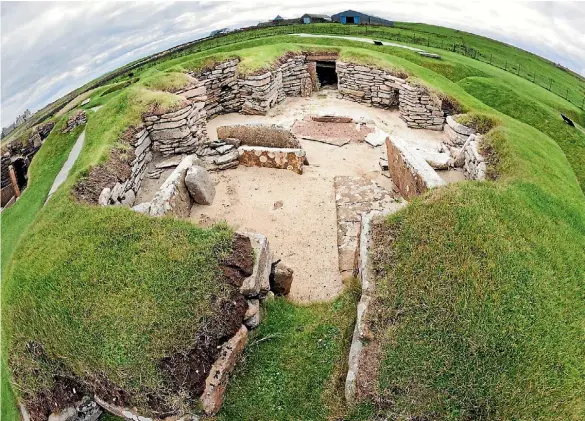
[1,1,584,127]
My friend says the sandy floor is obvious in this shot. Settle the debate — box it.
[190,134,391,303]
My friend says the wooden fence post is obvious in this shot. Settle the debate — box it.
[566,88,569,99]
[549,78,553,91]
[8,165,21,198]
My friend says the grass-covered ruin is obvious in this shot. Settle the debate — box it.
[2,21,585,421]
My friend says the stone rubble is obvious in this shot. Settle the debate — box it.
[62,110,87,133]
[238,146,306,174]
[461,134,487,180]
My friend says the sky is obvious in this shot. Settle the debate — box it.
[1,1,584,127]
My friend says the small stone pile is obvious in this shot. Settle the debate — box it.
[37,121,55,139]
[99,128,153,207]
[193,59,240,118]
[196,139,240,171]
[337,61,401,108]
[144,101,207,156]
[62,109,87,133]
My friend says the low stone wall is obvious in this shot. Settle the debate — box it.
[216,123,300,148]
[144,101,208,156]
[385,136,446,199]
[399,85,445,130]
[100,129,153,207]
[238,146,306,174]
[193,59,240,118]
[239,70,284,115]
[337,61,400,108]
[280,55,314,97]
[196,138,240,171]
[445,115,476,146]
[337,61,445,130]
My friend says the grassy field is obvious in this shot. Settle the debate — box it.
[218,288,358,421]
[2,22,585,421]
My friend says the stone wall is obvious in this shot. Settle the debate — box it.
[239,70,284,115]
[280,55,314,97]
[99,128,153,207]
[336,61,445,130]
[143,101,207,156]
[399,85,445,130]
[62,110,87,133]
[193,59,240,118]
[385,136,446,199]
[461,135,487,180]
[337,61,400,108]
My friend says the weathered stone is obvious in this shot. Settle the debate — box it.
[270,262,293,295]
[385,137,446,199]
[244,312,260,330]
[214,150,239,165]
[155,155,184,169]
[201,325,248,415]
[120,189,136,207]
[48,407,76,421]
[185,165,215,205]
[240,233,270,297]
[132,201,151,214]
[148,155,196,217]
[216,124,299,149]
[98,187,111,206]
[149,125,191,141]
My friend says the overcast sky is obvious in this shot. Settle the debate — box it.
[1,1,584,127]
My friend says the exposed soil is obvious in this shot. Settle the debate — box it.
[73,131,135,204]
[19,233,254,419]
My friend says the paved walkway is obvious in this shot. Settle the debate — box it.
[294,33,426,53]
[45,129,85,204]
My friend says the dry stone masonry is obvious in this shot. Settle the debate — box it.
[238,146,306,174]
[337,61,400,108]
[336,61,445,130]
[99,128,153,207]
[62,110,87,133]
[192,59,240,118]
[144,101,207,156]
[239,70,284,115]
[280,55,315,97]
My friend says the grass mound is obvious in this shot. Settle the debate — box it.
[458,76,585,190]
[2,84,245,420]
[455,112,498,134]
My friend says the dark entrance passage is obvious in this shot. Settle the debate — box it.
[12,158,29,190]
[316,61,338,87]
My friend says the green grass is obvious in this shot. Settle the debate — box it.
[2,23,585,421]
[1,85,225,416]
[218,288,358,421]
[1,114,84,421]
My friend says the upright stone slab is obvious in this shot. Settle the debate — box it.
[239,233,271,297]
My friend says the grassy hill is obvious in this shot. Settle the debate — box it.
[2,22,585,421]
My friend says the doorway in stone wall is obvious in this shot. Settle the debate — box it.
[12,157,29,190]
[316,61,338,87]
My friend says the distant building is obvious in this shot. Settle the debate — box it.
[301,13,331,24]
[273,15,284,22]
[1,109,32,139]
[331,10,394,26]
[209,28,231,37]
